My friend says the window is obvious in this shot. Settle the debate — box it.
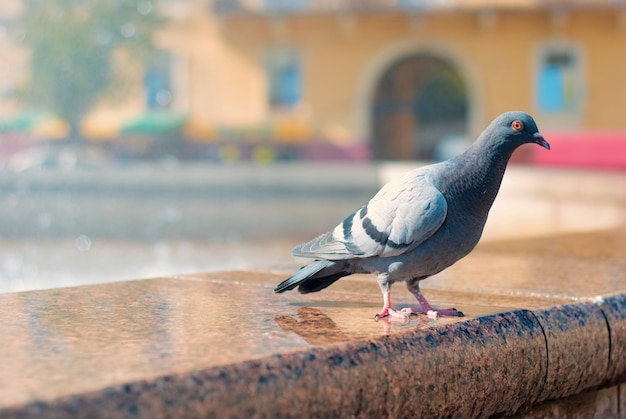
[266,48,302,110]
[144,51,173,110]
[264,0,307,13]
[537,47,581,114]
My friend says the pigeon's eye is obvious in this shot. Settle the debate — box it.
[511,120,524,132]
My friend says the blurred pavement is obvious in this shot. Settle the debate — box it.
[0,162,624,293]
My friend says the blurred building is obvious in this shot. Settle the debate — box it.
[2,0,626,166]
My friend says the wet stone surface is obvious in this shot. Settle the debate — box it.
[0,228,625,417]
[0,272,486,410]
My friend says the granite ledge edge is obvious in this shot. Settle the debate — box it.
[3,295,626,419]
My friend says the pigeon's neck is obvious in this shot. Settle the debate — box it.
[443,135,516,216]
[469,133,517,181]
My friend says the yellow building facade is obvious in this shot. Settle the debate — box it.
[3,0,626,162]
[168,1,626,160]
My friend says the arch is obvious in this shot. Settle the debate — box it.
[354,40,484,160]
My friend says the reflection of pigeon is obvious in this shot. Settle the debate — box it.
[275,111,550,319]
[275,307,347,345]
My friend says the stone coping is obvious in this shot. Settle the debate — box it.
[0,229,625,417]
[1,294,625,418]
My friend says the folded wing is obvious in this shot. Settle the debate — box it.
[292,170,448,260]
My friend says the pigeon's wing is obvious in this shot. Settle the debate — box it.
[292,230,357,259]
[293,169,448,259]
[337,171,448,258]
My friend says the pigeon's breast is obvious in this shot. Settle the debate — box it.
[363,198,487,282]
[361,217,483,282]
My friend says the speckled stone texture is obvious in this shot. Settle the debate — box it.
[532,303,611,403]
[1,228,625,417]
[3,310,548,419]
[2,298,625,418]
[599,294,626,385]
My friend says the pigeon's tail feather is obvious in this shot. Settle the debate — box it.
[274,260,350,294]
[292,231,357,259]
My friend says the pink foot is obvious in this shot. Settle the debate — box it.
[374,291,413,320]
[374,307,410,320]
[406,287,465,317]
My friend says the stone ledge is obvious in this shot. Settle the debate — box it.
[1,284,624,418]
[1,228,624,417]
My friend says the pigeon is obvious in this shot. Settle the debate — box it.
[275,111,550,319]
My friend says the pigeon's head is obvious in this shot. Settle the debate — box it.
[488,111,550,152]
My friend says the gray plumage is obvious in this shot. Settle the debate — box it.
[275,111,550,319]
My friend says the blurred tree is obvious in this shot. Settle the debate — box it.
[19,0,164,141]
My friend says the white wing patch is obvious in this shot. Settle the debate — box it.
[333,169,447,258]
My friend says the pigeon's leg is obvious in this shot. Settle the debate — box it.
[374,291,409,320]
[374,277,408,320]
[403,281,464,317]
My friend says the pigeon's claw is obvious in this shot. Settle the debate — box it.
[406,285,465,318]
[446,309,465,317]
[374,291,411,320]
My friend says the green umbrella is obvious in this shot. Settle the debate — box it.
[121,111,187,134]
[0,111,57,132]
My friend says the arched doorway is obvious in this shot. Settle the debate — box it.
[371,54,469,161]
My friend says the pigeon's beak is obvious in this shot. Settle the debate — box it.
[533,132,550,150]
